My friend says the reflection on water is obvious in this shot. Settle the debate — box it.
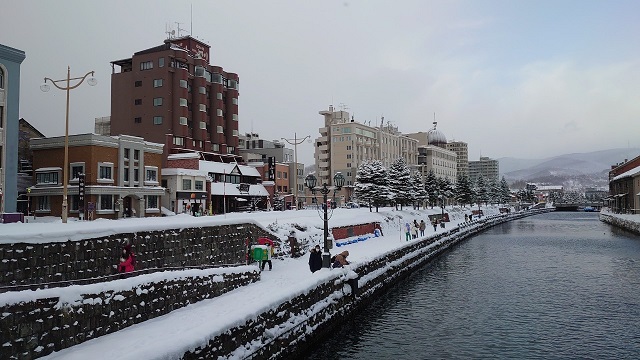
[305,212,640,360]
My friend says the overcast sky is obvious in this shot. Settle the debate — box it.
[2,0,639,167]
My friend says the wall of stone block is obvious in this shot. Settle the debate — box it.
[0,223,276,287]
[0,269,260,359]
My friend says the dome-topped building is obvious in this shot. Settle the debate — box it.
[427,122,447,148]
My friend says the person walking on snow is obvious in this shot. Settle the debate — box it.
[432,219,438,231]
[412,220,419,239]
[405,222,411,241]
[419,220,426,236]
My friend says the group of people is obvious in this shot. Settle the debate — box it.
[308,246,350,272]
[404,219,428,241]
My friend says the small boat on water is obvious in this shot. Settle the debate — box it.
[583,206,596,212]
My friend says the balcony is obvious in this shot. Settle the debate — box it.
[318,144,328,152]
[318,161,329,168]
[318,152,329,160]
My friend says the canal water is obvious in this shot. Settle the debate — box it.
[306,212,640,359]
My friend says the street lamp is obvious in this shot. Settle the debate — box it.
[305,172,345,268]
[41,67,97,223]
[281,133,311,210]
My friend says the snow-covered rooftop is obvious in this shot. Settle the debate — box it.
[612,164,640,181]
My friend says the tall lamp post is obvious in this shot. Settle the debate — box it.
[305,172,345,268]
[41,67,97,223]
[281,133,310,210]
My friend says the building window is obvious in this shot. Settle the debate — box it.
[134,149,140,160]
[70,163,85,181]
[199,121,206,129]
[216,126,223,133]
[98,162,114,182]
[232,130,238,137]
[99,195,114,210]
[183,179,192,190]
[134,117,142,123]
[135,99,142,105]
[153,97,162,106]
[36,171,59,185]
[145,166,158,183]
[179,116,188,125]
[134,80,142,87]
[153,116,163,125]
[199,104,206,112]
[212,144,219,152]
[37,196,50,211]
[232,97,238,105]
[199,86,206,94]
[146,195,159,209]
[195,180,203,191]
[212,73,222,84]
[283,172,288,179]
[227,146,235,154]
[124,167,129,182]
[216,93,223,100]
[159,57,164,67]
[173,137,185,146]
[124,148,130,159]
[140,61,153,70]
[216,109,223,117]
[232,114,238,121]
[179,98,187,107]
[134,168,139,182]
[153,79,163,87]
[179,79,188,88]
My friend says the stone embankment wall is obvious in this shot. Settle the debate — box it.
[0,268,260,359]
[185,209,551,359]
[599,213,640,235]
[0,223,275,287]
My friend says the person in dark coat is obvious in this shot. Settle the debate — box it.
[309,245,322,273]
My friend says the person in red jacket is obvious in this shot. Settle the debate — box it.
[118,244,136,273]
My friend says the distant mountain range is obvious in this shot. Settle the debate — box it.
[500,148,640,186]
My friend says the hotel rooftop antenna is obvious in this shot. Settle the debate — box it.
[190,3,193,36]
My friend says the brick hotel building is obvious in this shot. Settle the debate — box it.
[110,36,241,164]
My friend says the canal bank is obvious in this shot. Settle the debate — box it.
[599,211,640,235]
[13,207,550,359]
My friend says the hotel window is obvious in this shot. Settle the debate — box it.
[179,116,188,125]
[183,179,192,190]
[153,79,163,87]
[70,163,84,181]
[99,195,114,210]
[232,97,238,105]
[216,109,223,117]
[199,121,206,129]
[199,86,206,94]
[135,99,142,105]
[216,93,223,100]
[217,126,223,133]
[199,104,206,112]
[195,180,204,191]
[98,163,114,182]
[179,98,187,107]
[158,57,164,67]
[37,196,50,211]
[153,116,163,125]
[134,80,142,87]
[173,137,185,146]
[146,195,159,209]
[140,61,153,70]
[232,114,238,121]
[153,97,162,106]
[145,166,158,183]
[179,79,188,88]
[232,130,238,137]
[36,171,59,185]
